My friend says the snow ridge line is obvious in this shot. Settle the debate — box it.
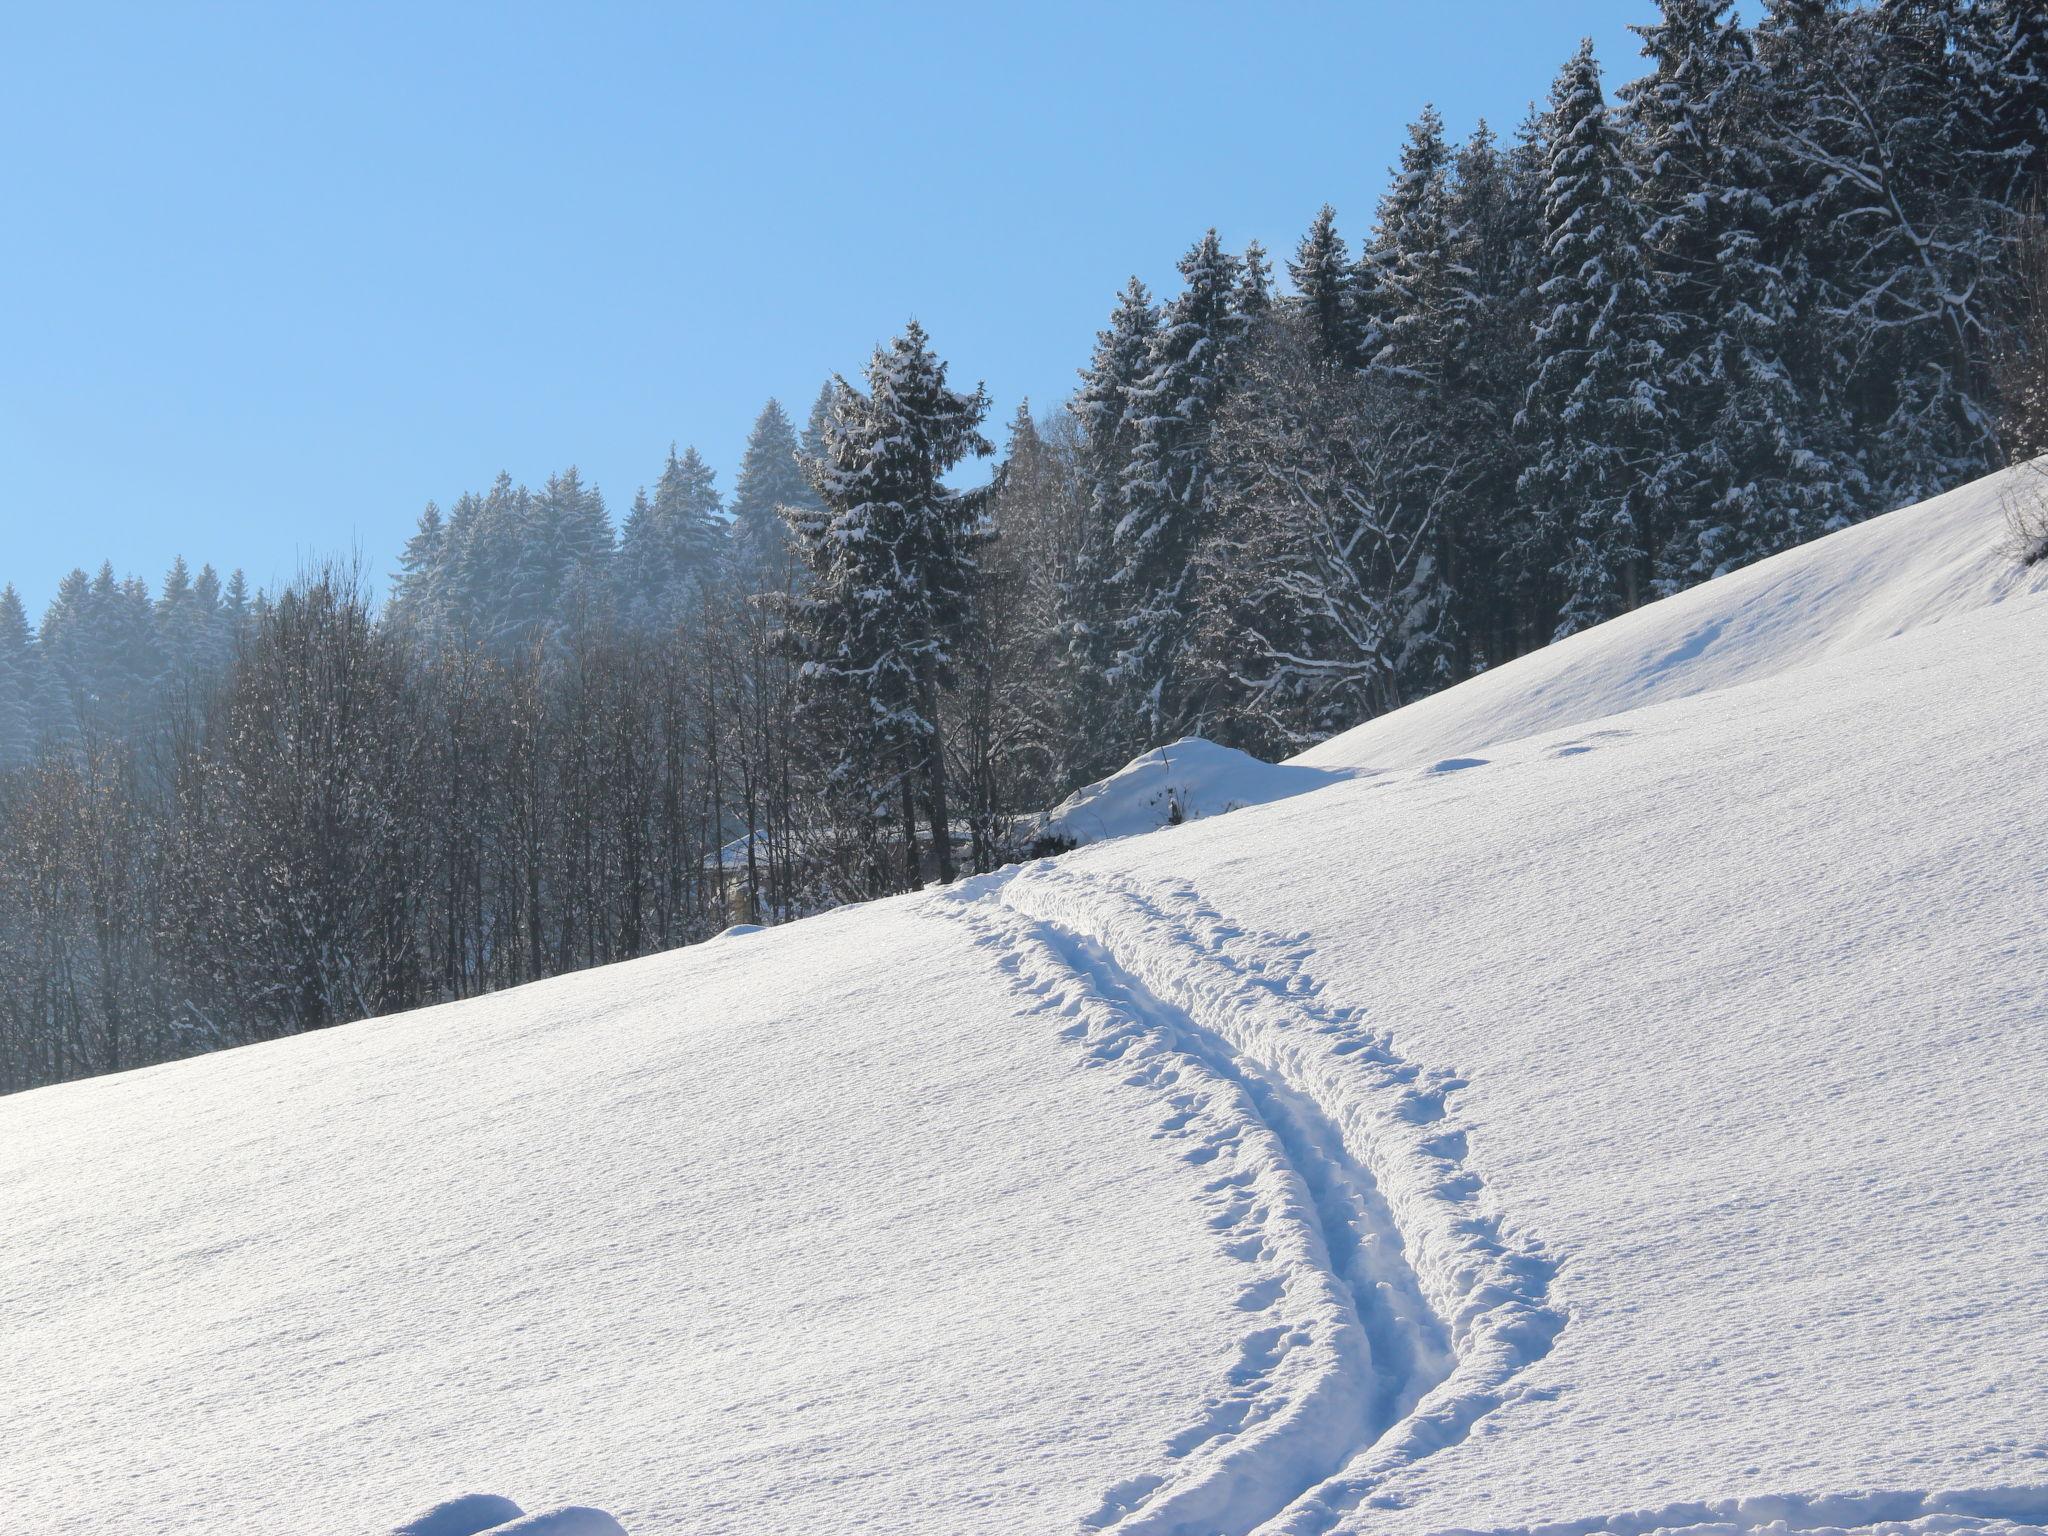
[975,863,1566,1536]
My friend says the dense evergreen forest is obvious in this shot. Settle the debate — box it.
[4,0,2044,1092]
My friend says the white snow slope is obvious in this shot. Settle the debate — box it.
[3,466,2045,1536]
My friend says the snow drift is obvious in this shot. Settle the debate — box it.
[1032,736,1354,848]
[2,463,2044,1536]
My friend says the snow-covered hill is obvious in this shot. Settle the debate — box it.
[4,466,2045,1536]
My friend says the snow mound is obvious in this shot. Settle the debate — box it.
[487,1509,628,1536]
[1035,736,1353,848]
[390,1495,526,1536]
[388,1498,626,1536]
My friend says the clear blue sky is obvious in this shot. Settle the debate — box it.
[2,1,1664,619]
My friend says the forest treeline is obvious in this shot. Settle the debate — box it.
[3,0,2044,1091]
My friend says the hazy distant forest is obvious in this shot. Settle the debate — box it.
[4,1,2045,1091]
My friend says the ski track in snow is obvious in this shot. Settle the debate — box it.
[943,863,1565,1536]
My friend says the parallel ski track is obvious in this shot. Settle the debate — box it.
[943,862,1564,1536]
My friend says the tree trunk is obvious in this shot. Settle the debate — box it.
[922,681,956,885]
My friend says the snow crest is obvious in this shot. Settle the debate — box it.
[944,863,1563,1535]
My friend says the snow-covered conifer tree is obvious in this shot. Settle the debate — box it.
[1519,41,1674,638]
[1288,205,1355,366]
[729,400,814,594]
[1065,278,1158,775]
[1116,230,1243,739]
[617,446,721,627]
[0,584,36,769]
[390,502,449,640]
[786,321,991,889]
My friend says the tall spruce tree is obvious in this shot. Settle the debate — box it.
[1289,205,1356,365]
[1116,229,1243,739]
[787,322,991,890]
[1519,40,1675,638]
[1066,277,1158,774]
[1442,118,1544,665]
[1362,107,1463,692]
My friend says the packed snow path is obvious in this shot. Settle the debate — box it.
[948,868,1562,1536]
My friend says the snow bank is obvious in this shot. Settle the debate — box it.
[389,1495,525,1536]
[387,1496,625,1536]
[1034,736,1353,848]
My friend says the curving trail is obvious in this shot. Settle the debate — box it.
[943,861,1564,1536]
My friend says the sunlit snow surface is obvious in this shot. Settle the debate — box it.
[3,466,2046,1535]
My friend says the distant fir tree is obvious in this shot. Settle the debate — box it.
[955,401,1077,853]
[220,569,252,651]
[516,466,615,635]
[801,381,834,463]
[390,501,449,640]
[728,400,814,594]
[1367,105,1455,379]
[1519,40,1674,638]
[39,563,164,733]
[1115,230,1243,740]
[787,322,991,891]
[155,555,217,679]
[191,564,229,673]
[0,584,35,768]
[617,446,722,627]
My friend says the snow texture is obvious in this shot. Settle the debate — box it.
[2,464,2044,1535]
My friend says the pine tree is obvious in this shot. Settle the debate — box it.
[618,446,722,627]
[191,564,227,674]
[1196,313,1455,750]
[1236,240,1274,320]
[1442,118,1543,665]
[1370,105,1456,378]
[221,569,252,652]
[0,584,35,769]
[1116,229,1243,739]
[1288,205,1356,365]
[512,467,614,641]
[155,556,210,678]
[1361,106,1462,692]
[729,400,814,593]
[787,321,991,890]
[1065,277,1158,776]
[391,502,448,639]
[1519,40,1674,638]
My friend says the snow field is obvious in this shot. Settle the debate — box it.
[1,464,2043,1535]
